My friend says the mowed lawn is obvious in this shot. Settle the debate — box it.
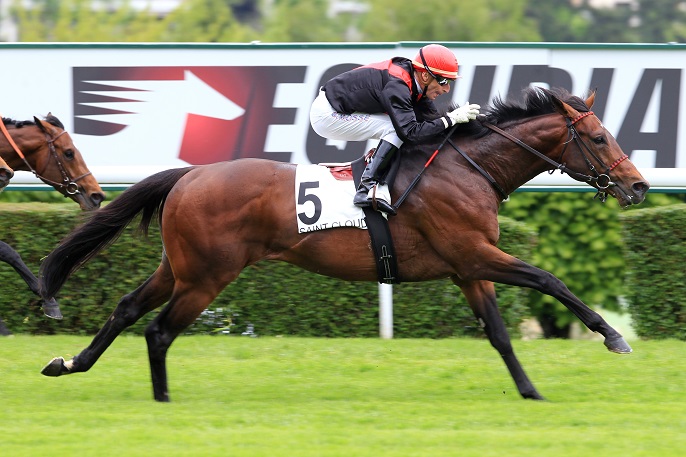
[1,335,684,456]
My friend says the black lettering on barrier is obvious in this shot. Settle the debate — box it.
[616,68,680,168]
[469,66,497,107]
[507,65,574,101]
[588,68,615,120]
[240,66,306,162]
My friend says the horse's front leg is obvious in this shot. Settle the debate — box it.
[454,277,545,400]
[0,240,62,319]
[476,246,631,354]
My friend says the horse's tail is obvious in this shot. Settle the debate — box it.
[39,166,196,299]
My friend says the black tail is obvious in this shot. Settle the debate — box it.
[39,166,196,299]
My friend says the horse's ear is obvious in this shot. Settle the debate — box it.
[585,89,597,109]
[548,92,577,118]
[34,116,49,134]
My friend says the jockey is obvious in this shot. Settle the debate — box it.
[310,44,480,215]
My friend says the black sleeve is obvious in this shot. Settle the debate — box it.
[380,79,447,143]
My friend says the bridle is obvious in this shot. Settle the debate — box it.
[0,121,91,195]
[394,109,631,211]
[481,111,629,203]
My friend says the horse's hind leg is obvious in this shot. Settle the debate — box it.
[0,241,61,319]
[42,257,175,378]
[144,283,228,402]
[454,277,545,400]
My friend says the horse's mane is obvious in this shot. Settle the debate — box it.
[402,86,590,157]
[483,86,589,124]
[1,114,65,129]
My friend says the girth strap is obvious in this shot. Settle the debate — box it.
[352,156,400,284]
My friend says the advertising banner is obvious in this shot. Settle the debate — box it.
[1,42,684,190]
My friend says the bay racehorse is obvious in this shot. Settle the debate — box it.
[39,87,649,401]
[0,114,105,322]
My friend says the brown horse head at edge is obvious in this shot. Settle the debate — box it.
[0,114,105,211]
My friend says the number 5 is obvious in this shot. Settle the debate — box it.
[297,181,322,225]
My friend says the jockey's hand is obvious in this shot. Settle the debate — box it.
[444,103,481,127]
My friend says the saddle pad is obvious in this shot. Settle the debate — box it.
[295,164,368,233]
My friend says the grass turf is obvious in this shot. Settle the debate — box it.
[1,335,684,456]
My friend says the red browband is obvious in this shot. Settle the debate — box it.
[570,111,594,124]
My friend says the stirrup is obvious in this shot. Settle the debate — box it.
[368,185,397,216]
[371,199,397,216]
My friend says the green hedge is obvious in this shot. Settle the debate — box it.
[620,204,686,340]
[0,203,536,338]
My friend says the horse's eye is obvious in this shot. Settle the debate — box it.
[64,150,75,160]
[593,135,606,145]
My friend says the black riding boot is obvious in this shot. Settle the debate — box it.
[353,140,398,215]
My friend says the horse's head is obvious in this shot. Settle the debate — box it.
[0,156,14,191]
[548,89,650,208]
[33,115,105,211]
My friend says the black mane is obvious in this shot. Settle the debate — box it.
[2,114,65,129]
[403,86,590,156]
[483,86,590,126]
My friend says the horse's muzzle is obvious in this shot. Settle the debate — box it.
[0,167,14,189]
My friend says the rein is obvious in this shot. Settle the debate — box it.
[393,123,460,210]
[0,118,89,195]
[393,109,629,211]
[481,111,628,203]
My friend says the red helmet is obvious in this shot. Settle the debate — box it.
[411,44,459,81]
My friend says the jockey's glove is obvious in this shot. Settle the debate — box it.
[443,103,481,128]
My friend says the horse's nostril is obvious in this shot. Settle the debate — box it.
[633,181,650,197]
[91,192,106,208]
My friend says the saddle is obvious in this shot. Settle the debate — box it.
[318,150,400,284]
[317,149,373,182]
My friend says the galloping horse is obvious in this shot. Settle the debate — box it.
[0,114,105,321]
[40,88,649,401]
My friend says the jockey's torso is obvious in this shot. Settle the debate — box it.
[320,57,447,143]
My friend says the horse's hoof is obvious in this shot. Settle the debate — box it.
[522,391,546,401]
[41,357,68,377]
[604,336,633,354]
[42,299,63,320]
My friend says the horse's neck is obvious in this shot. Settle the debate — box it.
[0,126,39,170]
[475,117,566,195]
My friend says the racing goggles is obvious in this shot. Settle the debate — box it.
[419,48,455,86]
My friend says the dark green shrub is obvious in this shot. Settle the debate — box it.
[499,191,685,337]
[620,204,686,340]
[0,204,535,337]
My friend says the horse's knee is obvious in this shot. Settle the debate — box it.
[144,320,172,358]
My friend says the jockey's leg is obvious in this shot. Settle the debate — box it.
[353,139,398,215]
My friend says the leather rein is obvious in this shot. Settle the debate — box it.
[0,119,91,195]
[394,110,629,211]
[474,111,628,203]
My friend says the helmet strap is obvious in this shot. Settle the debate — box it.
[413,69,429,100]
